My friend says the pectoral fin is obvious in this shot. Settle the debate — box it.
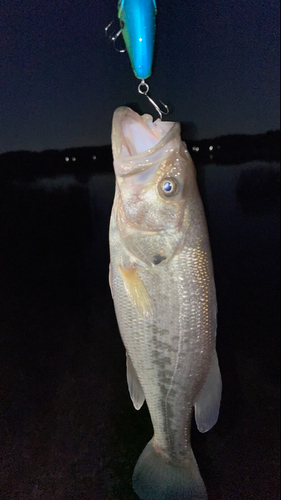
[120,264,152,318]
[194,350,222,433]
[126,353,145,411]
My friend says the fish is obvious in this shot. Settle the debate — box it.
[118,0,157,80]
[109,106,222,500]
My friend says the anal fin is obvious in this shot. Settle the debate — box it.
[126,352,145,411]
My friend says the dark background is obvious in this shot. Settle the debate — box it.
[0,156,280,499]
[1,0,280,153]
[0,0,280,498]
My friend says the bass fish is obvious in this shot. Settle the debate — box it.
[109,107,222,500]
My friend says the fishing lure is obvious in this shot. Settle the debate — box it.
[106,0,168,119]
[118,0,157,81]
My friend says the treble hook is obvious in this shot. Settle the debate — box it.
[105,20,126,53]
[138,80,169,120]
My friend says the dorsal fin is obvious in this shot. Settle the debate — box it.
[194,350,222,433]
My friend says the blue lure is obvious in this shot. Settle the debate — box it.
[118,0,157,80]
[106,0,168,118]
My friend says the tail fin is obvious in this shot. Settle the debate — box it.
[132,439,208,500]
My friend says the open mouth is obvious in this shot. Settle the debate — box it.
[111,106,175,160]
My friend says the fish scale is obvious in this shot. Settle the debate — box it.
[111,209,215,448]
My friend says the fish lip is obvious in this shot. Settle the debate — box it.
[111,106,181,177]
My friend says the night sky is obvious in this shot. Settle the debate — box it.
[1,0,280,153]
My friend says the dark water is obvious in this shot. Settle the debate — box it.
[0,162,279,499]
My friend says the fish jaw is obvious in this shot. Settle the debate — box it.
[111,107,198,264]
[111,106,176,161]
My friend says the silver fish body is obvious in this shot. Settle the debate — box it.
[109,107,222,500]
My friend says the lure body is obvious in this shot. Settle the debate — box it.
[118,0,157,80]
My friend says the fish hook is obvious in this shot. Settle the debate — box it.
[105,20,126,53]
[138,80,169,120]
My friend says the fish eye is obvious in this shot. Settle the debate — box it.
[160,177,178,197]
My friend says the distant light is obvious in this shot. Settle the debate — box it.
[209,145,214,151]
[139,38,143,42]
[92,155,97,160]
[192,146,200,152]
[72,157,76,161]
[65,157,70,162]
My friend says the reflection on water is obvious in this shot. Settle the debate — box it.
[236,163,280,215]
[201,160,280,218]
[199,161,280,285]
[197,161,280,391]
[0,159,279,500]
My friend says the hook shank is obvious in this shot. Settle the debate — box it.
[138,80,169,120]
[105,20,126,53]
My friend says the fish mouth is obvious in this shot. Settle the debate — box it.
[111,107,180,169]
[111,107,189,266]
